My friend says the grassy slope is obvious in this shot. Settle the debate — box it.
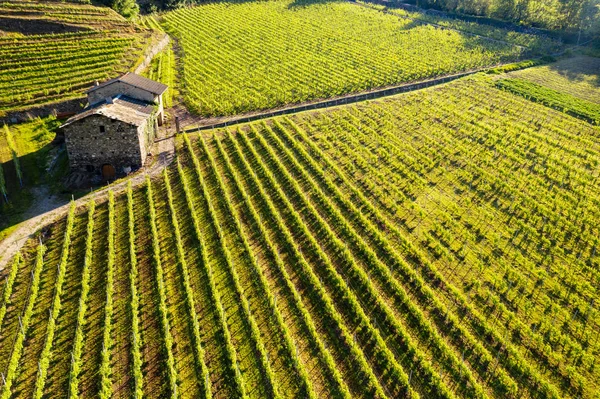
[0,117,67,242]
[508,56,600,104]
[495,77,600,124]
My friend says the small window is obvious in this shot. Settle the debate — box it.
[99,125,105,133]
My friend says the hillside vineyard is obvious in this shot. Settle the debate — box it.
[0,77,598,398]
[161,0,527,117]
[0,1,146,114]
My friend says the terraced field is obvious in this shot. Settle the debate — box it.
[0,1,153,115]
[160,0,528,117]
[1,76,598,398]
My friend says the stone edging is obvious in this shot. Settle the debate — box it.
[134,33,171,75]
[186,70,476,132]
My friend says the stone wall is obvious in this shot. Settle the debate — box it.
[134,33,170,75]
[64,114,147,172]
[0,97,86,125]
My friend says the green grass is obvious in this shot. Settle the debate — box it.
[0,116,62,192]
[3,75,600,398]
[506,56,600,104]
[161,0,525,117]
[496,77,600,124]
[0,116,67,241]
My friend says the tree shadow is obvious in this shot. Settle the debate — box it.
[0,141,69,237]
[0,17,90,35]
[545,56,600,88]
[287,0,345,10]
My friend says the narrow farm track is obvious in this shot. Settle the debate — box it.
[78,203,109,398]
[0,129,174,274]
[153,172,203,397]
[110,195,133,398]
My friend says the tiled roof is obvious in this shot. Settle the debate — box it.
[87,72,168,95]
[61,95,155,127]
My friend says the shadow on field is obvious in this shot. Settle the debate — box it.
[0,142,68,238]
[287,0,345,9]
[546,56,600,88]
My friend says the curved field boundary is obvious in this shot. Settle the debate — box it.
[186,70,483,132]
[184,50,573,133]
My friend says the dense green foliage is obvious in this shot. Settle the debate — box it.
[496,77,600,123]
[485,56,554,73]
[373,3,561,51]
[1,76,599,398]
[111,0,139,18]
[415,0,599,32]
[161,0,525,116]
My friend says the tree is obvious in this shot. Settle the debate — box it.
[580,0,600,37]
[112,0,139,19]
[492,0,517,20]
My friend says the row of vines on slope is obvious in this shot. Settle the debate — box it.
[1,76,598,398]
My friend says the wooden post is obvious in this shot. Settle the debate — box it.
[175,116,180,135]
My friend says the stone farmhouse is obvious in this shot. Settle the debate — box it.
[61,73,168,179]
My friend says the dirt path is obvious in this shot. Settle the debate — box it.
[0,128,175,272]
[175,67,502,132]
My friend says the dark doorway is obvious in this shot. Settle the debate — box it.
[102,164,116,180]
